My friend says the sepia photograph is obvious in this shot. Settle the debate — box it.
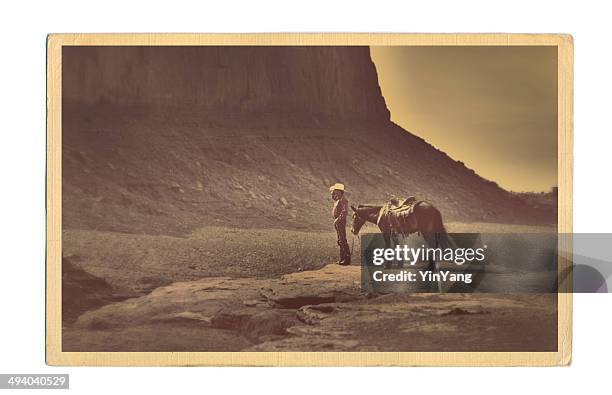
[10,0,612,391]
[46,34,572,366]
[12,0,612,391]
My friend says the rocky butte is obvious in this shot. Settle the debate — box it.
[62,46,556,234]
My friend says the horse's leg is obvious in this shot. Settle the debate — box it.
[391,232,402,267]
[422,232,437,274]
[380,225,394,269]
[421,213,443,293]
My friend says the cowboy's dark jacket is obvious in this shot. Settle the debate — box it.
[332,195,348,223]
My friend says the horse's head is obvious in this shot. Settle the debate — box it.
[351,205,367,235]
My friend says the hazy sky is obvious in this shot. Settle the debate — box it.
[370,46,557,192]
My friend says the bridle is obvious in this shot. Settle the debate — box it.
[350,210,370,255]
[351,207,374,236]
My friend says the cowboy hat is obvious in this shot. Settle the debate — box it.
[329,183,345,192]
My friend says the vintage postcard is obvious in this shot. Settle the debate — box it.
[46,33,573,366]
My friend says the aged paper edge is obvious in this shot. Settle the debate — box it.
[46,33,573,366]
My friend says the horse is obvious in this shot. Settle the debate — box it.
[350,201,455,291]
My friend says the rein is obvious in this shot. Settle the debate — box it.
[349,207,379,256]
[350,232,359,256]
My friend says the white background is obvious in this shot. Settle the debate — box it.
[1,0,610,393]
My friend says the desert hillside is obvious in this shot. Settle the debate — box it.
[62,46,556,235]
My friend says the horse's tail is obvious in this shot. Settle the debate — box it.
[434,208,456,250]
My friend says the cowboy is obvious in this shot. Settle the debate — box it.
[330,183,351,265]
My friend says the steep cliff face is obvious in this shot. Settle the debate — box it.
[62,46,555,234]
[63,46,390,125]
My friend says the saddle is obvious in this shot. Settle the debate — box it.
[377,196,420,235]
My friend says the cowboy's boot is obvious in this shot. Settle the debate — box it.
[339,244,351,265]
[334,247,344,265]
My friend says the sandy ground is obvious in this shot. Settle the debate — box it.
[62,223,558,352]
